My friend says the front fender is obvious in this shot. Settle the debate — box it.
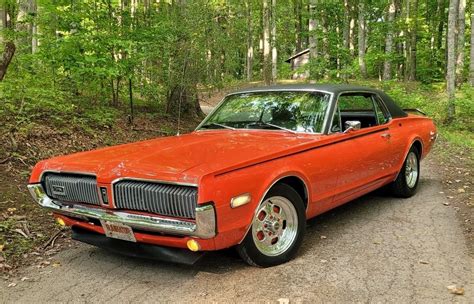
[199,159,311,250]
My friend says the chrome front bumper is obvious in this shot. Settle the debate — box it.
[27,184,216,239]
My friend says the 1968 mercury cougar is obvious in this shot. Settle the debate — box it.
[28,84,437,267]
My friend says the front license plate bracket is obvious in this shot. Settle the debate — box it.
[100,220,136,242]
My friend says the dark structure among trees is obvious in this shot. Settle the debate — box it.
[285,49,310,79]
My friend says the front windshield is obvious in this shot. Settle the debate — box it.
[199,91,331,133]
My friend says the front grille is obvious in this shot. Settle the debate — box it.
[42,173,100,205]
[113,180,198,219]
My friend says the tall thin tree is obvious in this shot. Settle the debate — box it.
[263,0,271,85]
[446,0,459,122]
[271,0,277,83]
[455,0,466,85]
[383,0,397,80]
[470,0,474,86]
[308,0,318,60]
[245,1,253,82]
[358,1,367,78]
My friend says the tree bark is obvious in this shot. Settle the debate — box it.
[245,1,253,82]
[383,0,396,80]
[271,0,277,83]
[308,0,318,59]
[0,5,16,81]
[455,0,466,85]
[263,0,271,85]
[349,2,356,57]
[470,0,474,86]
[358,1,367,78]
[0,41,15,81]
[343,0,350,49]
[446,0,459,122]
[408,0,418,81]
[29,0,38,53]
[294,0,303,51]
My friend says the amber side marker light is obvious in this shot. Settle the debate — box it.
[187,239,201,252]
[56,217,66,227]
[230,193,251,208]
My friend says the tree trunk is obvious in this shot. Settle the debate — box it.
[263,0,271,85]
[470,0,474,86]
[407,0,418,81]
[245,1,253,82]
[271,0,277,83]
[29,0,38,53]
[446,0,459,123]
[294,0,303,51]
[358,1,367,78]
[383,0,396,80]
[0,5,16,81]
[343,0,350,49]
[349,2,356,57]
[455,0,466,85]
[0,41,16,81]
[308,0,318,59]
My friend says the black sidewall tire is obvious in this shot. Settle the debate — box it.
[391,146,420,198]
[237,183,306,267]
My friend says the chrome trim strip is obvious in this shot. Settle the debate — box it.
[39,170,97,182]
[27,184,215,239]
[111,177,198,188]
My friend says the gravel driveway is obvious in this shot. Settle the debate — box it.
[2,160,472,303]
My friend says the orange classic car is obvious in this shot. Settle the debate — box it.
[28,84,437,267]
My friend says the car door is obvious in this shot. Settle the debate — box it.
[329,92,394,202]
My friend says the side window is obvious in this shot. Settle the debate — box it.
[330,93,389,132]
[373,96,391,125]
[338,95,374,112]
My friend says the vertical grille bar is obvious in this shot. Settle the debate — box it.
[42,173,100,205]
[113,180,198,219]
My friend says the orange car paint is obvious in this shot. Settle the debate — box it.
[29,114,436,251]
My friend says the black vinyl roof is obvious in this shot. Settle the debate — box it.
[229,84,408,118]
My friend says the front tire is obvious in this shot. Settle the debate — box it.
[390,146,420,198]
[237,183,306,267]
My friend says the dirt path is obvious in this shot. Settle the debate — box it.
[1,159,473,303]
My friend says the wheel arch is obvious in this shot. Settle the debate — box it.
[237,173,310,244]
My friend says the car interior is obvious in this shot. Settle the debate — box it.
[331,93,390,133]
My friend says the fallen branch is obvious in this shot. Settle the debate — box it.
[42,230,63,249]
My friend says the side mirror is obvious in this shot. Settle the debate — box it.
[344,120,361,133]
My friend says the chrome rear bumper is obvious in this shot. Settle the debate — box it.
[27,184,216,239]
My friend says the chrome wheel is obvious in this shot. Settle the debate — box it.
[405,151,419,188]
[251,196,298,257]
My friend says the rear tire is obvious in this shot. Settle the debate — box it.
[237,183,306,267]
[390,146,420,198]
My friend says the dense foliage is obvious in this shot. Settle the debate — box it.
[0,0,472,133]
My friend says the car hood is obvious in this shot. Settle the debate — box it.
[32,130,323,184]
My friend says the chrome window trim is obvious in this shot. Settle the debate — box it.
[327,90,394,134]
[195,89,335,135]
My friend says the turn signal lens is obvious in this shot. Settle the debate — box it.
[187,239,201,252]
[27,184,46,203]
[230,193,251,208]
[56,217,66,227]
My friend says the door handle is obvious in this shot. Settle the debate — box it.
[381,133,391,139]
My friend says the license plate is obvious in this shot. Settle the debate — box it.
[100,220,136,242]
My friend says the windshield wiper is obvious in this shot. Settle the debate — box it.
[248,122,297,134]
[200,122,235,130]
